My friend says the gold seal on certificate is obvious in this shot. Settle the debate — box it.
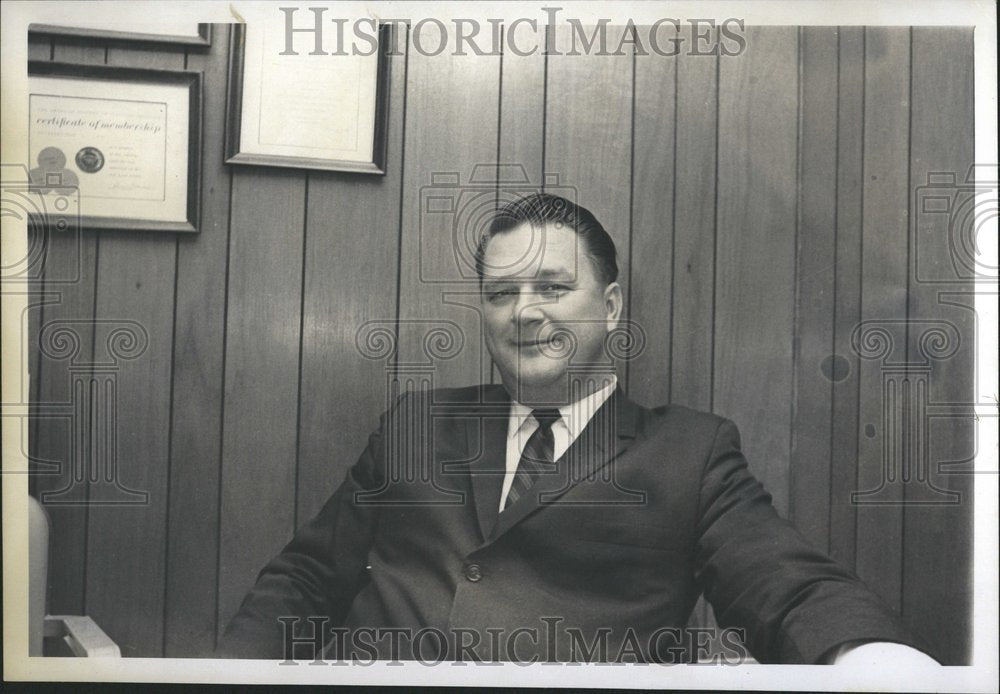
[75,146,105,173]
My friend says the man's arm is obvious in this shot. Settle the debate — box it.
[693,418,936,664]
[215,403,392,659]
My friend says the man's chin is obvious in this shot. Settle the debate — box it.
[499,366,569,404]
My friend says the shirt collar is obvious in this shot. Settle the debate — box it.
[507,375,619,441]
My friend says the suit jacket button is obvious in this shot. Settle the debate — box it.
[464,563,482,582]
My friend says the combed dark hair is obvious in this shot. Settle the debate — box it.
[474,193,618,285]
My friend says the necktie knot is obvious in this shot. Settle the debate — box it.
[503,408,561,512]
[532,408,561,431]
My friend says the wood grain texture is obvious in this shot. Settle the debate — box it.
[903,27,975,665]
[32,233,98,615]
[81,45,184,658]
[32,39,106,619]
[493,19,548,387]
[395,29,500,390]
[545,25,634,383]
[854,27,910,614]
[83,230,176,657]
[162,34,230,657]
[669,26,718,414]
[25,25,976,663]
[828,27,865,570]
[790,27,839,551]
[714,26,799,517]
[216,170,306,640]
[27,236,43,494]
[628,23,677,408]
[499,19,545,185]
[26,37,53,493]
[295,35,407,527]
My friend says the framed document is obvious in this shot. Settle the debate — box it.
[225,22,391,174]
[28,21,212,47]
[27,61,201,233]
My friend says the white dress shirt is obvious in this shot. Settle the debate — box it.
[499,375,618,511]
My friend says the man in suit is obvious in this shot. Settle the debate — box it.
[219,193,937,665]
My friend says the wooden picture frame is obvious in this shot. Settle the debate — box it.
[28,22,212,48]
[27,61,202,233]
[224,23,391,175]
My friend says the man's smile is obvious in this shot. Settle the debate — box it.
[510,337,557,349]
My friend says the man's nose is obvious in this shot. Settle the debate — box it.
[512,290,546,324]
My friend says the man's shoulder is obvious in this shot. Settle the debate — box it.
[391,383,508,407]
[633,400,731,444]
[388,385,735,438]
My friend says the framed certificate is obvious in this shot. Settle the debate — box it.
[27,62,202,233]
[28,22,212,47]
[224,22,391,174]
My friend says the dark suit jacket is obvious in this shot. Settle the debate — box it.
[218,384,922,663]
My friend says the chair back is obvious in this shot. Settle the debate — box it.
[28,495,49,656]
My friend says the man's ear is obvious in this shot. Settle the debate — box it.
[603,282,623,331]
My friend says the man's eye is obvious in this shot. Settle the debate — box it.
[541,284,569,294]
[487,288,515,302]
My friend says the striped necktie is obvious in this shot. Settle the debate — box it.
[504,408,562,511]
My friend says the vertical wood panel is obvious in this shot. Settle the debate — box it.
[82,46,184,657]
[33,235,97,615]
[628,24,676,407]
[216,170,306,639]
[828,27,865,569]
[163,34,231,656]
[493,21,547,386]
[26,37,52,495]
[904,27,975,664]
[854,27,910,613]
[296,36,408,526]
[396,28,500,389]
[33,39,105,619]
[499,20,545,184]
[791,27,839,550]
[670,26,718,413]
[545,25,633,385]
[715,26,799,517]
[27,237,43,495]
[545,25,633,274]
[83,233,175,658]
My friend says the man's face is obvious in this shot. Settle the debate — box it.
[480,221,623,404]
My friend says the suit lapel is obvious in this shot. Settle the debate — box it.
[489,386,641,541]
[466,386,510,541]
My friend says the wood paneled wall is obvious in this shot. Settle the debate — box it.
[26,25,974,663]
